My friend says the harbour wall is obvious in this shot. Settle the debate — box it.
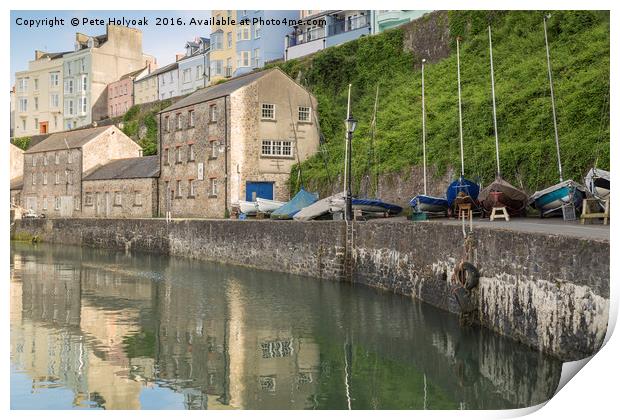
[12,218,609,361]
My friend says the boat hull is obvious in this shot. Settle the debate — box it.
[410,195,449,214]
[256,198,286,213]
[479,178,528,216]
[239,200,259,215]
[530,181,585,216]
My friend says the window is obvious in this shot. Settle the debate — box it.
[253,48,260,67]
[211,32,223,50]
[176,146,183,163]
[67,172,72,184]
[55,172,60,184]
[261,140,294,157]
[255,23,262,38]
[196,65,203,79]
[32,155,36,167]
[226,58,232,77]
[21,119,26,130]
[210,60,223,76]
[210,178,218,196]
[237,51,250,67]
[49,93,59,108]
[80,58,86,73]
[34,118,38,129]
[176,113,182,130]
[242,27,250,40]
[81,75,88,93]
[261,103,275,120]
[49,72,59,87]
[164,115,170,132]
[188,143,195,161]
[175,180,182,198]
[74,197,80,211]
[34,97,39,111]
[42,197,48,210]
[114,191,122,206]
[18,98,27,112]
[210,141,218,159]
[188,110,195,127]
[298,106,311,122]
[164,147,170,165]
[31,173,36,185]
[169,72,174,83]
[85,193,93,206]
[227,32,233,48]
[55,152,59,165]
[68,151,73,164]
[134,191,142,206]
[183,68,191,83]
[18,78,28,92]
[64,79,74,94]
[209,104,217,122]
[80,97,87,114]
[43,172,48,185]
[67,99,74,116]
[55,196,61,210]
[189,179,196,197]
[43,155,48,166]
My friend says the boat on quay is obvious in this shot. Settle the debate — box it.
[445,36,480,214]
[478,25,528,216]
[270,188,319,220]
[239,200,259,215]
[256,197,286,213]
[410,58,449,216]
[529,15,586,218]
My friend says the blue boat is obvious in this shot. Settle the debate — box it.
[270,188,319,220]
[351,198,402,215]
[529,180,586,217]
[410,195,449,214]
[446,176,480,208]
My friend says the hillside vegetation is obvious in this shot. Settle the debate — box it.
[274,10,610,195]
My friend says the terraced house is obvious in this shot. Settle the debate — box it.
[21,125,142,218]
[158,67,319,218]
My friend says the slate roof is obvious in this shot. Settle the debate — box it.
[40,51,71,60]
[120,66,147,80]
[83,156,160,181]
[25,126,112,154]
[160,68,276,113]
[150,62,178,77]
[10,176,23,190]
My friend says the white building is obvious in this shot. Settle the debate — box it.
[156,62,180,100]
[178,37,210,96]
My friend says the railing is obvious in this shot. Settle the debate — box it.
[289,14,370,46]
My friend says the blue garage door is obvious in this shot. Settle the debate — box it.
[246,182,274,201]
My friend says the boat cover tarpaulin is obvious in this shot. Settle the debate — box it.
[294,193,343,221]
[270,188,319,219]
[479,177,528,213]
[409,195,448,208]
[446,177,480,207]
[528,180,587,205]
[584,168,610,196]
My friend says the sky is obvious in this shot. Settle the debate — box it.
[10,10,213,85]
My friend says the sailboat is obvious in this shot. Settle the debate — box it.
[410,58,449,214]
[584,167,610,201]
[445,36,480,211]
[529,15,585,217]
[479,26,528,216]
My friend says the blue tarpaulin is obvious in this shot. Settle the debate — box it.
[270,188,319,219]
[446,177,480,207]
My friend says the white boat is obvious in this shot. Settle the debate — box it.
[239,200,259,215]
[584,168,610,200]
[294,193,344,221]
[256,197,286,213]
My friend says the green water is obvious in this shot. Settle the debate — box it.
[10,242,562,409]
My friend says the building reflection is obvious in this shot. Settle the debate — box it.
[10,243,562,410]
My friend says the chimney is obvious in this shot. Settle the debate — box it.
[34,50,46,60]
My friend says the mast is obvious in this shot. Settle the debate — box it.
[456,36,465,178]
[421,59,428,195]
[488,26,501,178]
[343,84,352,195]
[543,14,564,182]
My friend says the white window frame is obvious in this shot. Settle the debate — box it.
[176,146,182,163]
[188,110,195,127]
[196,65,203,79]
[34,97,39,111]
[114,191,122,206]
[183,68,191,83]
[50,93,59,108]
[210,178,218,196]
[49,72,59,87]
[65,79,74,94]
[43,172,48,185]
[43,197,48,210]
[254,23,262,38]
[261,103,275,120]
[188,143,195,161]
[176,180,182,198]
[85,192,93,206]
[189,179,196,197]
[55,172,60,184]
[55,196,61,210]
[55,152,59,165]
[298,106,311,122]
[176,113,182,130]
[261,140,294,157]
[134,191,142,206]
[19,98,28,112]
[80,96,87,114]
[209,105,217,122]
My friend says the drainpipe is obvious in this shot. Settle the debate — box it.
[224,95,229,217]
[157,112,162,217]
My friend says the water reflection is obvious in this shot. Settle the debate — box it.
[10,242,562,410]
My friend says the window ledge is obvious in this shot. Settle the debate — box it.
[208,156,218,161]
[187,195,196,199]
[260,118,276,122]
[208,194,218,199]
[133,204,143,207]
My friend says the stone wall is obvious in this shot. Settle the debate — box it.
[82,178,158,218]
[12,218,609,361]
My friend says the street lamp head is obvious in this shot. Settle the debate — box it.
[345,116,357,133]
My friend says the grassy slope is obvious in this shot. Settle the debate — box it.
[275,11,609,195]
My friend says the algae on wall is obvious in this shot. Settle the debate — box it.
[274,10,610,198]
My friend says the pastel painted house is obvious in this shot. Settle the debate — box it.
[107,67,149,118]
[178,37,210,95]
[285,10,372,61]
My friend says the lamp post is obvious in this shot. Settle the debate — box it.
[344,115,357,221]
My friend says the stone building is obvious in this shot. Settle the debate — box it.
[158,67,319,218]
[82,155,159,218]
[10,143,24,208]
[107,67,149,118]
[21,125,142,218]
